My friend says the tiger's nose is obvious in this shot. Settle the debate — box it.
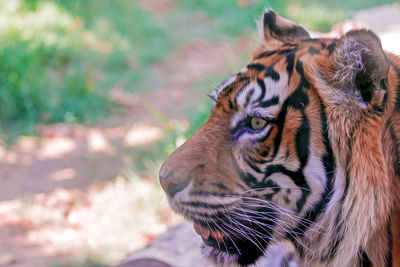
[159,170,192,198]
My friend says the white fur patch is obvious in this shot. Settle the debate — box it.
[333,37,368,88]
[211,75,238,101]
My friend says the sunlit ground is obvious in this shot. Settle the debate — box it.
[0,124,184,267]
[0,175,181,267]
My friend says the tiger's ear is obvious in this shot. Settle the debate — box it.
[332,29,389,106]
[258,9,310,47]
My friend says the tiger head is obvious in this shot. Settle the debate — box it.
[159,10,399,267]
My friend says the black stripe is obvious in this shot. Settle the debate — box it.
[244,88,255,108]
[373,79,389,114]
[388,60,400,112]
[271,100,287,159]
[255,50,279,60]
[218,73,248,98]
[228,99,234,110]
[320,41,326,50]
[247,63,265,72]
[320,99,338,261]
[265,66,280,81]
[283,43,299,48]
[360,250,372,267]
[288,87,311,213]
[244,155,263,173]
[325,234,344,261]
[285,49,296,82]
[389,124,400,179]
[278,48,297,56]
[295,60,310,89]
[256,78,266,101]
[271,60,309,161]
[235,182,246,190]
[296,111,310,167]
[320,101,335,189]
[311,100,338,260]
[258,96,279,108]
[326,39,338,55]
[262,179,281,200]
[211,181,229,191]
[230,150,265,188]
[289,93,336,256]
[286,85,309,109]
[221,80,249,99]
[243,172,265,188]
[308,46,320,55]
[387,217,393,266]
[264,165,310,212]
[251,156,269,164]
[302,38,326,49]
[260,146,270,157]
[255,48,296,60]
[238,76,250,83]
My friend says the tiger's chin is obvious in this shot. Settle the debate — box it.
[193,223,271,266]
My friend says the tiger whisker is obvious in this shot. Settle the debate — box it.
[242,209,325,237]
[238,202,325,233]
[209,215,242,255]
[231,211,314,254]
[206,202,242,255]
[237,185,313,194]
[218,217,269,253]
[230,209,318,237]
[237,196,324,227]
[229,211,289,243]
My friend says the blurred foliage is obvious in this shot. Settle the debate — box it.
[0,0,172,142]
[287,0,397,31]
[179,0,285,37]
[0,1,111,141]
[180,0,397,32]
[1,0,397,142]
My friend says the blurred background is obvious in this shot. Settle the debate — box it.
[0,0,399,266]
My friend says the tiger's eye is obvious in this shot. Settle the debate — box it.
[250,117,267,130]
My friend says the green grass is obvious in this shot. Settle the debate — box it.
[0,0,173,142]
[0,1,111,141]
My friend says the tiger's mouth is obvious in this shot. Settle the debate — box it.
[193,223,232,250]
[192,221,274,266]
[169,198,277,265]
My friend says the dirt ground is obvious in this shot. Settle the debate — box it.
[1,3,400,267]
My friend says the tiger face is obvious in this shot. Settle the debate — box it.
[160,9,398,267]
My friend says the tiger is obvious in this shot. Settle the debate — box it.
[159,9,400,267]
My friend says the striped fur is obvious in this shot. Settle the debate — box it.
[159,10,400,267]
